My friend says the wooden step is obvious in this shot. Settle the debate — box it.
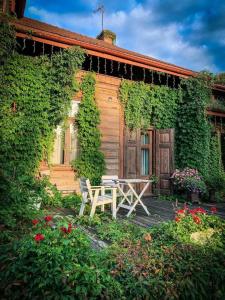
[49,167,80,194]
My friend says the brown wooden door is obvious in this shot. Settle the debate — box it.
[124,128,140,179]
[124,129,153,195]
[155,129,174,194]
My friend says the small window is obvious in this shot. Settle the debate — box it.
[141,133,149,145]
[141,149,149,175]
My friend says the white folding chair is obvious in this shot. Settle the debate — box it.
[79,177,117,218]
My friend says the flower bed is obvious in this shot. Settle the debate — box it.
[0,206,224,299]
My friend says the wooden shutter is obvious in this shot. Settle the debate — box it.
[124,128,140,178]
[155,129,174,194]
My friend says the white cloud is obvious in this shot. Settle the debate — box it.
[27,4,217,72]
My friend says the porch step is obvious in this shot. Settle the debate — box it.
[49,167,79,194]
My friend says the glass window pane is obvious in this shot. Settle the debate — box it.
[141,149,149,175]
[141,133,149,145]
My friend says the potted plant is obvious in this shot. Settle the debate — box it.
[171,168,206,203]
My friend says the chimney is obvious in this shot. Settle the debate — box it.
[96,30,116,45]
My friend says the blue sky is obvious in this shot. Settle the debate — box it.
[25,0,225,73]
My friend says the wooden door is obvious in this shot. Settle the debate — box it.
[124,128,140,179]
[124,129,153,195]
[155,129,174,194]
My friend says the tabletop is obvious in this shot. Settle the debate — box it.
[113,179,153,184]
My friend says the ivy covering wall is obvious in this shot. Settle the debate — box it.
[0,20,85,184]
[119,74,224,186]
[72,73,105,185]
[175,75,212,176]
[119,80,181,130]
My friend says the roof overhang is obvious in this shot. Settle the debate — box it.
[13,19,195,78]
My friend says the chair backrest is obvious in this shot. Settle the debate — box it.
[79,177,89,202]
[102,175,118,187]
[79,177,88,193]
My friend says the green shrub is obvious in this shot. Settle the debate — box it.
[61,193,82,211]
[102,211,225,299]
[0,215,121,299]
[96,219,147,243]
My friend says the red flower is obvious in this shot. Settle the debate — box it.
[189,207,206,215]
[44,215,53,222]
[195,207,206,214]
[193,215,201,224]
[60,223,74,234]
[61,227,67,233]
[175,216,181,222]
[34,233,45,242]
[177,209,185,215]
[210,207,217,214]
[32,219,39,225]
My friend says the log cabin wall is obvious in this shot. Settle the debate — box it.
[45,71,123,194]
[94,72,122,177]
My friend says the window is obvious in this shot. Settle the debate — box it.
[50,100,80,165]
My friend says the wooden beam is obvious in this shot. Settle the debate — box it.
[16,32,68,49]
[207,110,225,117]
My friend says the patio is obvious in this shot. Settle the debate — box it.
[58,196,225,227]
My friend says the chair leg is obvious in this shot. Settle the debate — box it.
[90,203,97,218]
[112,189,117,219]
[79,201,86,216]
[90,190,99,218]
[101,204,105,212]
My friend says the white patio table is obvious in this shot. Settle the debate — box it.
[113,179,153,217]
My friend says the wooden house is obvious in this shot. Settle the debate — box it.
[1,0,225,194]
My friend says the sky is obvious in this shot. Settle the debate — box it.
[25,0,225,73]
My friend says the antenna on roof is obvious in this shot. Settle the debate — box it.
[94,4,105,31]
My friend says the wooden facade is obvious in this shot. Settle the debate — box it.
[2,0,225,194]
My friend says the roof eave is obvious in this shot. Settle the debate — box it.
[13,21,196,78]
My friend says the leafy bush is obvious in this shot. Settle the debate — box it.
[96,219,147,243]
[61,193,82,211]
[102,208,225,300]
[0,215,121,299]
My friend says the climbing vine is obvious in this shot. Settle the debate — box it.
[175,74,212,176]
[205,132,225,195]
[0,20,85,183]
[119,80,181,130]
[0,18,16,61]
[119,73,223,185]
[72,72,105,185]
